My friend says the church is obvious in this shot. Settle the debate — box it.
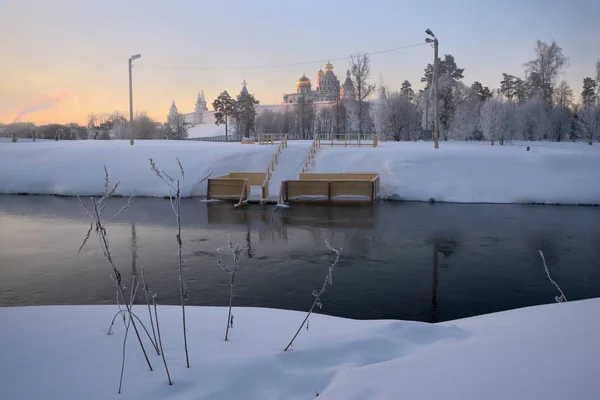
[167,91,208,127]
[167,63,357,128]
[283,62,355,104]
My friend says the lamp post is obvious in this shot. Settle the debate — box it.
[425,29,439,149]
[128,54,141,146]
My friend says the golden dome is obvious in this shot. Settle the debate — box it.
[324,61,333,71]
[317,69,324,76]
[296,74,311,86]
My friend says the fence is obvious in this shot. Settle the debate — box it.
[187,134,240,142]
[258,134,288,145]
[316,133,378,148]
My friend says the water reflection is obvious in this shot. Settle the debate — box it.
[0,196,599,322]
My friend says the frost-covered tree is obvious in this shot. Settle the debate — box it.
[524,40,569,107]
[349,52,376,136]
[554,80,573,108]
[294,98,316,139]
[597,60,600,104]
[255,109,278,134]
[581,77,597,106]
[480,98,511,145]
[516,95,550,141]
[132,113,161,140]
[575,104,600,145]
[550,106,572,142]
[377,91,419,141]
[315,106,336,135]
[449,82,481,140]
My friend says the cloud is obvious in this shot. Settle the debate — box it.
[13,93,69,123]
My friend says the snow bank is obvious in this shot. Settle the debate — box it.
[0,140,276,197]
[0,299,599,399]
[311,140,600,204]
[0,140,599,204]
[187,112,227,139]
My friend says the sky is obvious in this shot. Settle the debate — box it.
[1,0,599,125]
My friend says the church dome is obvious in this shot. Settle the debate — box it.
[317,69,324,76]
[324,61,333,71]
[296,74,311,86]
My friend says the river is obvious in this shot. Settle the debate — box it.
[1,195,599,322]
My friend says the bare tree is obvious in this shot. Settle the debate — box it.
[524,40,569,107]
[480,98,510,145]
[575,104,600,145]
[554,80,573,109]
[349,52,376,136]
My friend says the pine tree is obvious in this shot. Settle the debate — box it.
[581,77,597,106]
[212,91,235,142]
[400,80,415,102]
[471,81,492,102]
[233,83,259,138]
[514,77,528,104]
[500,73,517,101]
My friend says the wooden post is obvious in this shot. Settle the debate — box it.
[374,135,378,148]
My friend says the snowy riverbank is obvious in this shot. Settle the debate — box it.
[0,140,599,204]
[1,300,599,399]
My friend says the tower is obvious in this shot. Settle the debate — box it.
[316,69,324,90]
[341,70,355,101]
[195,91,208,113]
[167,100,179,127]
[296,74,312,95]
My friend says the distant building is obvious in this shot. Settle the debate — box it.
[283,62,355,104]
[167,91,208,127]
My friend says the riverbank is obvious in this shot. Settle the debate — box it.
[0,299,598,399]
[0,140,599,204]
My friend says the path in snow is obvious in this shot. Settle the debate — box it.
[265,141,312,202]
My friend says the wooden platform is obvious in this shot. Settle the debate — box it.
[207,172,268,204]
[280,173,379,204]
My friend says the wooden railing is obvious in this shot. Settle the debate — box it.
[299,135,321,175]
[316,133,378,148]
[262,135,288,200]
[258,134,288,146]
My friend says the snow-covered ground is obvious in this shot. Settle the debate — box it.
[0,140,599,204]
[187,112,228,139]
[1,299,599,399]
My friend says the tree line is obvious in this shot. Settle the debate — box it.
[232,41,600,145]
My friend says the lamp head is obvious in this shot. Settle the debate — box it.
[425,38,434,43]
[425,29,434,37]
[129,54,141,61]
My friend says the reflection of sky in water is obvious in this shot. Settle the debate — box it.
[1,195,599,323]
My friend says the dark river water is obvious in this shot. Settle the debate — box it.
[1,195,599,322]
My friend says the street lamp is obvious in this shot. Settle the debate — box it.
[128,54,142,146]
[425,29,439,149]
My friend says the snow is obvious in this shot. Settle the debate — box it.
[0,140,599,204]
[1,299,599,399]
[265,141,312,201]
[310,140,600,204]
[288,194,330,201]
[331,195,373,201]
[187,112,227,139]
